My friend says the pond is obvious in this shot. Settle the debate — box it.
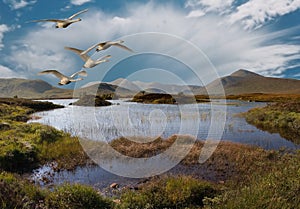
[28,99,299,191]
[30,99,297,150]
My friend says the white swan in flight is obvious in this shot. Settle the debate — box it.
[38,70,87,85]
[29,9,88,28]
[64,46,111,68]
[94,40,134,52]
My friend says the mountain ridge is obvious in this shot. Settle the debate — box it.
[204,69,300,95]
[1,69,299,99]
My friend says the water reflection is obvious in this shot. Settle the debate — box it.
[29,99,298,150]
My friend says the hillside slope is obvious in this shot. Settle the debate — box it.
[205,69,300,95]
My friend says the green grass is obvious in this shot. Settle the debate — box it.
[244,101,300,144]
[118,176,218,209]
[1,97,300,208]
[225,93,300,102]
[0,121,89,173]
[205,151,300,209]
[46,183,113,209]
[0,171,46,209]
[0,99,89,173]
[0,172,113,209]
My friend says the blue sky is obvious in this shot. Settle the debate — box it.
[0,0,300,87]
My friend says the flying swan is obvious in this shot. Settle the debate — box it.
[64,46,111,68]
[29,9,88,28]
[93,40,134,52]
[38,70,87,85]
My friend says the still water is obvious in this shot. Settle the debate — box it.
[30,99,298,150]
[28,99,299,190]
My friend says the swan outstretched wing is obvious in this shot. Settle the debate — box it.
[68,9,88,19]
[97,55,112,61]
[29,19,64,23]
[70,70,88,78]
[113,43,134,52]
[38,70,66,79]
[81,43,99,55]
[64,47,90,61]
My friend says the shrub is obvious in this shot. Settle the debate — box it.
[210,152,300,209]
[0,172,45,209]
[119,176,218,209]
[46,183,113,209]
[0,140,38,173]
[244,102,300,144]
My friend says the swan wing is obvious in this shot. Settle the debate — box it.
[64,46,90,61]
[38,70,66,79]
[82,43,99,54]
[68,9,88,19]
[70,70,88,78]
[29,19,64,23]
[98,55,112,61]
[113,43,134,52]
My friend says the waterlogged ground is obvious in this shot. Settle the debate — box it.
[27,99,299,191]
[30,99,298,150]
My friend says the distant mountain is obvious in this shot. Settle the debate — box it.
[75,82,134,98]
[107,78,203,95]
[0,78,134,99]
[0,78,72,98]
[205,69,300,95]
[1,69,299,99]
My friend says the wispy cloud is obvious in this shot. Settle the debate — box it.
[70,0,93,6]
[187,0,300,30]
[229,0,300,30]
[0,24,10,50]
[5,2,300,84]
[186,0,235,17]
[3,0,37,10]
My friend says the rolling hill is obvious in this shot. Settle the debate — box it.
[1,70,299,99]
[204,69,300,95]
[108,78,203,95]
[0,78,73,98]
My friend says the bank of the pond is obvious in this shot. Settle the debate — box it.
[244,101,300,144]
[1,98,300,209]
[0,98,90,173]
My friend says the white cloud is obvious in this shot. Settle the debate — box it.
[0,24,10,50]
[186,10,206,18]
[70,0,92,6]
[186,0,235,16]
[3,0,37,10]
[229,0,300,29]
[186,0,300,30]
[7,2,300,84]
